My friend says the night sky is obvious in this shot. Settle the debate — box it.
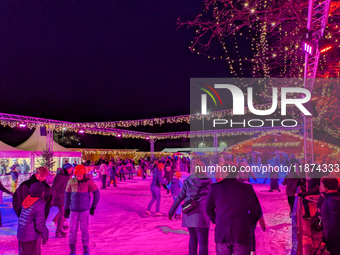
[0,1,236,149]
[0,0,230,122]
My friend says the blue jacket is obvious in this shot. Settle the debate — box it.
[167,178,183,196]
[108,166,117,177]
[17,197,49,242]
[65,176,100,212]
[150,167,168,188]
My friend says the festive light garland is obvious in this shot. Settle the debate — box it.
[225,130,340,152]
[253,142,301,147]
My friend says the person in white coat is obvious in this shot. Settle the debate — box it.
[99,162,108,189]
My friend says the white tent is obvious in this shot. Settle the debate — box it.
[0,140,31,158]
[16,128,81,170]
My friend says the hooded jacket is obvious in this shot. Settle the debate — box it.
[17,195,49,242]
[169,174,212,228]
[167,178,183,196]
[65,176,100,212]
[51,168,72,208]
[13,174,51,220]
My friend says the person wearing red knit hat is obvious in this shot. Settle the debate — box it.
[64,165,100,255]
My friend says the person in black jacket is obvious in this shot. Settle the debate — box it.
[13,167,51,220]
[0,179,13,227]
[297,170,322,218]
[206,170,262,255]
[319,178,340,255]
[282,165,302,217]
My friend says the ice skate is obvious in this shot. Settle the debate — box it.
[83,246,90,255]
[56,229,67,238]
[70,244,76,255]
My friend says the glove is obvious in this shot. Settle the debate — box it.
[90,207,95,216]
[64,209,70,218]
[42,239,48,245]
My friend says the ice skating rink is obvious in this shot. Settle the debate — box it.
[0,175,291,255]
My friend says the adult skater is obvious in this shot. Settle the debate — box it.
[125,160,134,179]
[99,160,108,189]
[0,179,13,227]
[107,161,117,187]
[319,178,340,254]
[146,163,168,216]
[168,162,212,255]
[13,166,51,220]
[140,159,148,180]
[50,163,74,237]
[64,165,100,255]
[282,165,302,217]
[206,170,262,255]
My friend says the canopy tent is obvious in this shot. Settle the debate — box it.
[16,128,81,158]
[0,140,31,158]
[16,128,81,171]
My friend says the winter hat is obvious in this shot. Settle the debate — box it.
[30,182,45,198]
[321,178,339,190]
[63,163,73,170]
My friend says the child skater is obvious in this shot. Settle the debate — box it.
[17,182,49,255]
[166,171,183,219]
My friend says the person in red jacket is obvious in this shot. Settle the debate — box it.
[64,165,100,255]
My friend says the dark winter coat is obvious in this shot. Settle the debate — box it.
[65,176,100,212]
[164,169,173,182]
[320,192,340,253]
[17,197,49,242]
[169,174,212,228]
[282,172,302,197]
[13,174,52,220]
[206,179,262,246]
[108,166,117,177]
[150,167,168,188]
[51,168,72,208]
[298,178,321,198]
[0,180,11,195]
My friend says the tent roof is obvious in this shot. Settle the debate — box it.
[17,129,81,158]
[0,140,31,158]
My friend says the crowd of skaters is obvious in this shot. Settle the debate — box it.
[0,153,339,255]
